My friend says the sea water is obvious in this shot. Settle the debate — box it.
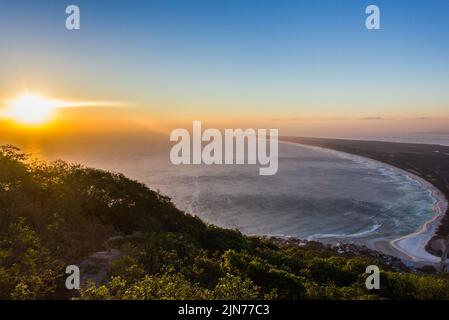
[46,140,439,251]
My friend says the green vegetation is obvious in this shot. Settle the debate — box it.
[1,145,448,300]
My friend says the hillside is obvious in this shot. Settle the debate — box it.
[1,145,448,300]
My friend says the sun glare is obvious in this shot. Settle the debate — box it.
[3,93,64,125]
[1,92,122,126]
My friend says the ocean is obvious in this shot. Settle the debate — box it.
[41,137,441,253]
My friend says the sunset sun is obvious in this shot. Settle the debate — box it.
[3,93,62,125]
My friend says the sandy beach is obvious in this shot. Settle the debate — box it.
[283,140,449,267]
[389,178,448,265]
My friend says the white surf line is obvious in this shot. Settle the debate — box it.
[389,182,447,264]
[280,140,448,265]
[307,224,382,241]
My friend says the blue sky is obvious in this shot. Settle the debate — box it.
[1,0,449,126]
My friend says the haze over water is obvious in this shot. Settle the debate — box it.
[36,134,442,252]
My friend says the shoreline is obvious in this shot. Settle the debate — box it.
[281,140,448,267]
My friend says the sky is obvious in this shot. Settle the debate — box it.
[1,0,449,137]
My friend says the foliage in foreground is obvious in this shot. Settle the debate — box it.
[0,145,448,300]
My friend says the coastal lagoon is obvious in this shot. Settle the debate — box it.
[41,139,441,258]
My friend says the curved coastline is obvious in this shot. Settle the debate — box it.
[281,140,448,266]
